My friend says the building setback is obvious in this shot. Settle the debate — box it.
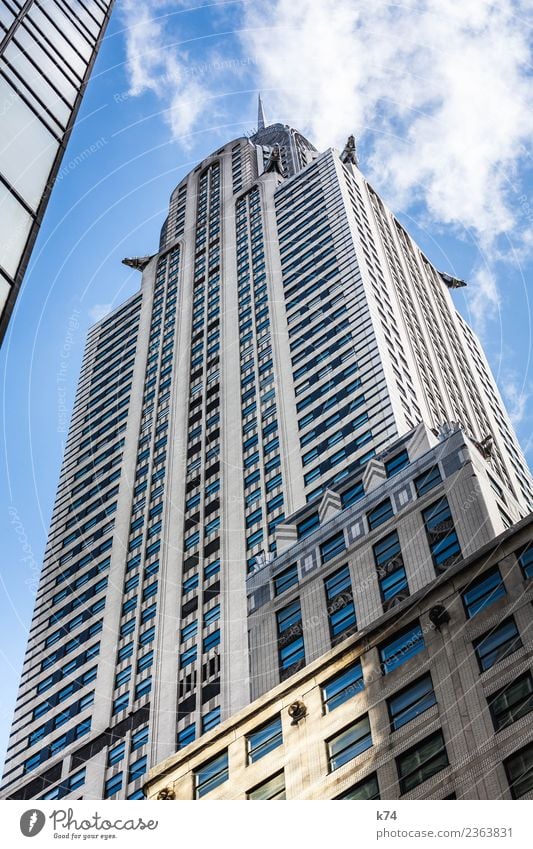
[2,106,532,800]
[0,0,115,344]
[245,422,525,700]
[144,517,533,801]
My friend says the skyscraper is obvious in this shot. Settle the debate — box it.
[2,104,531,801]
[0,0,115,344]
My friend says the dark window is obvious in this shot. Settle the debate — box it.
[488,671,533,732]
[104,773,123,798]
[397,730,449,794]
[388,674,437,731]
[504,741,533,799]
[273,564,298,596]
[322,662,364,713]
[320,531,346,563]
[324,565,356,643]
[341,480,365,508]
[328,715,372,771]
[195,750,228,798]
[297,513,320,539]
[128,755,147,783]
[422,497,461,571]
[414,465,442,497]
[367,498,393,530]
[247,771,285,800]
[373,531,408,608]
[462,567,506,618]
[335,772,379,800]
[177,724,195,749]
[276,600,305,679]
[518,544,533,579]
[379,623,425,675]
[247,715,283,763]
[385,449,409,477]
[473,617,522,672]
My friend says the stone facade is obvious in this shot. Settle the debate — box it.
[145,517,533,800]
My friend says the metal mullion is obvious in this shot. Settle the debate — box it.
[0,0,33,56]
[0,170,35,217]
[48,0,95,47]
[22,14,82,85]
[6,33,73,119]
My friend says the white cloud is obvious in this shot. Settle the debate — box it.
[120,0,533,329]
[501,372,530,427]
[89,303,113,323]
[121,1,210,142]
[466,266,501,336]
[240,1,533,245]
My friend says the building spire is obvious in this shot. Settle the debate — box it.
[257,93,267,130]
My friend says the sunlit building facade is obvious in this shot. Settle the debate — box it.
[2,107,532,800]
[0,0,115,343]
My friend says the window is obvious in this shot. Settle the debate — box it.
[274,564,298,596]
[297,513,320,539]
[204,605,220,626]
[320,531,346,563]
[131,726,149,751]
[135,678,152,699]
[108,742,126,766]
[324,565,356,642]
[183,573,199,593]
[137,650,153,673]
[247,716,283,763]
[247,529,263,549]
[373,531,408,607]
[367,498,393,530]
[128,755,147,783]
[118,643,134,662]
[195,750,228,798]
[203,630,220,652]
[115,667,131,688]
[140,625,155,645]
[422,497,461,571]
[504,741,533,799]
[247,771,286,800]
[473,617,522,672]
[488,671,533,732]
[341,480,365,508]
[128,790,146,800]
[202,706,221,732]
[335,772,379,800]
[328,715,372,771]
[180,646,197,668]
[388,674,437,731]
[414,465,442,497]
[518,544,533,579]
[204,559,221,579]
[385,449,409,477]
[379,623,425,675]
[104,773,123,798]
[276,600,305,679]
[112,694,129,715]
[178,724,196,749]
[462,567,506,618]
[396,731,449,794]
[141,604,157,623]
[322,662,364,713]
[181,620,198,641]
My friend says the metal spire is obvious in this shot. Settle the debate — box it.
[257,93,267,130]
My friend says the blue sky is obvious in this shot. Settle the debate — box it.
[1,0,532,766]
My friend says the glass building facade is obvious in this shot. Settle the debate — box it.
[0,0,115,343]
